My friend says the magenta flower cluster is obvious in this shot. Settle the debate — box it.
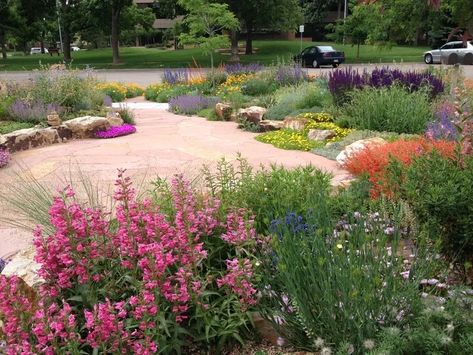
[0,171,260,353]
[95,124,136,139]
[0,148,10,168]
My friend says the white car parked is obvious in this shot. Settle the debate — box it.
[424,41,473,64]
[30,47,48,55]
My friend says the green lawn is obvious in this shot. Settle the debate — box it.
[0,40,428,71]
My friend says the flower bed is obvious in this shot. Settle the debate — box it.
[95,124,136,139]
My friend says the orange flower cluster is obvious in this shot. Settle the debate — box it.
[344,138,456,198]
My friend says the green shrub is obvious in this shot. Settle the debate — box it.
[145,83,193,102]
[199,158,332,234]
[387,152,473,262]
[197,108,219,121]
[343,86,433,134]
[0,120,35,134]
[241,78,277,96]
[0,96,15,119]
[260,202,426,353]
[265,82,331,120]
[29,67,102,111]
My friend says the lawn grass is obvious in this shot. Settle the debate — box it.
[0,121,35,134]
[0,40,428,71]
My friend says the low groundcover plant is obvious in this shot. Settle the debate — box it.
[0,148,10,168]
[95,124,137,139]
[0,171,261,353]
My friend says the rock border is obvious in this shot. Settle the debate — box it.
[0,116,113,154]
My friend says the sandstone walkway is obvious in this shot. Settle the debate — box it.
[0,105,348,258]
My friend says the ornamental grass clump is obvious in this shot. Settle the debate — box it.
[169,95,219,115]
[275,64,308,86]
[0,148,9,168]
[0,172,261,353]
[95,124,136,139]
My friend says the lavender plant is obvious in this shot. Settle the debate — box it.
[426,104,458,141]
[275,64,308,86]
[163,68,190,84]
[169,95,219,115]
[8,100,61,123]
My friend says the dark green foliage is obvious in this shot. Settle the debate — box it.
[387,152,473,262]
[241,78,277,96]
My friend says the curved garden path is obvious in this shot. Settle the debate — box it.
[0,101,349,258]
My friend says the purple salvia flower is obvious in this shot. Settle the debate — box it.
[163,68,190,84]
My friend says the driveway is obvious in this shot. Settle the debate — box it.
[0,106,348,258]
[2,64,473,85]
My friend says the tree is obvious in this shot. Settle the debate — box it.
[224,0,303,55]
[178,0,239,69]
[86,0,133,64]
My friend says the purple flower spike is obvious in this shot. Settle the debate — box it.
[95,124,137,139]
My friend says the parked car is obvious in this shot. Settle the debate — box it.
[30,47,48,55]
[424,41,473,64]
[71,46,81,51]
[294,45,345,68]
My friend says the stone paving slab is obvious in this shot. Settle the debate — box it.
[0,108,348,258]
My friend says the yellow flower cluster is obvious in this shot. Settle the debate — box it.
[188,75,206,85]
[217,74,254,95]
[256,129,316,151]
[256,112,353,151]
[96,82,144,100]
[299,112,333,123]
[96,82,127,98]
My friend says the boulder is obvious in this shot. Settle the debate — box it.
[259,120,284,132]
[63,116,110,139]
[238,106,267,124]
[336,137,387,166]
[215,103,232,121]
[106,111,124,127]
[282,117,309,131]
[307,129,336,141]
[1,246,42,288]
[0,127,61,153]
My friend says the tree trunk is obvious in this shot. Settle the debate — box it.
[357,41,360,59]
[245,26,253,55]
[230,30,239,62]
[40,36,45,54]
[0,30,6,60]
[63,29,72,63]
[111,6,121,65]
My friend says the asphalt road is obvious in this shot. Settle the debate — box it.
[1,64,473,86]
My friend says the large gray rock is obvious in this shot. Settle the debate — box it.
[1,246,42,288]
[336,137,387,166]
[64,116,110,139]
[307,129,336,141]
[238,106,267,124]
[0,127,61,153]
[282,117,309,131]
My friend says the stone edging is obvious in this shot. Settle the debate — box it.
[0,116,111,154]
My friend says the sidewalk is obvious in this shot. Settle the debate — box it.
[0,107,348,257]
